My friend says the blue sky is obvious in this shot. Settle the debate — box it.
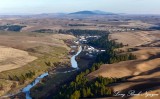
[0,0,160,14]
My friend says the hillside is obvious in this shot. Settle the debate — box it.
[0,32,75,96]
[87,31,160,99]
[110,31,160,47]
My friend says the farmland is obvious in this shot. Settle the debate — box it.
[0,31,75,96]
[0,14,160,99]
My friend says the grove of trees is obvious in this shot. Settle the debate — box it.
[59,29,109,36]
[8,71,35,85]
[53,33,137,99]
[0,25,26,31]
[53,68,118,99]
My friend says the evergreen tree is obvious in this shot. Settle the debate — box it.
[70,90,80,99]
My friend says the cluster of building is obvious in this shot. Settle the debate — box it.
[83,45,105,58]
[109,28,136,32]
[74,35,100,44]
[73,35,105,58]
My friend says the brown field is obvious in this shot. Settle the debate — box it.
[120,20,154,28]
[0,32,75,73]
[88,31,160,99]
[131,89,160,99]
[88,47,160,78]
[110,31,160,47]
[0,32,75,50]
[0,15,158,33]
[88,47,160,98]
[0,31,75,96]
[0,45,37,72]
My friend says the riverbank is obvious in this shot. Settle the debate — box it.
[29,35,106,98]
[29,46,82,99]
[26,46,82,99]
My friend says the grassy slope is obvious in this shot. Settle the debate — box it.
[87,31,160,99]
[0,32,74,96]
[0,46,69,96]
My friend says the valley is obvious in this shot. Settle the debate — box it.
[0,13,160,99]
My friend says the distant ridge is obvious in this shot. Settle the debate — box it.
[70,11,96,15]
[70,10,115,15]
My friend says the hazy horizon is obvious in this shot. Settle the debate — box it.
[0,0,160,15]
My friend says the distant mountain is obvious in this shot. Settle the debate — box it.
[70,11,96,15]
[93,10,115,15]
[70,10,115,15]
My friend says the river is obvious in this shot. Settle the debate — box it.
[22,46,82,99]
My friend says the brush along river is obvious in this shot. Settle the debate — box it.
[22,46,82,99]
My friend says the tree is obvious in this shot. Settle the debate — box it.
[86,87,92,97]
[70,90,80,99]
[85,69,90,75]
[82,88,87,97]
[91,66,96,72]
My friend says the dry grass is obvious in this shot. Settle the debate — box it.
[110,31,160,47]
[0,32,74,51]
[120,21,154,28]
[88,47,160,78]
[130,89,160,99]
[87,47,160,98]
[0,32,75,73]
[0,46,37,72]
[0,31,75,96]
[88,31,160,98]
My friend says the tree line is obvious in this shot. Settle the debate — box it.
[0,25,26,32]
[53,63,120,99]
[59,29,109,36]
[96,50,136,64]
[88,34,123,50]
[8,70,35,85]
[88,35,136,64]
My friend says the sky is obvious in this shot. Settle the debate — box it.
[0,0,160,15]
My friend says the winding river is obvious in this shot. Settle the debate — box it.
[22,73,49,99]
[71,46,82,69]
[22,46,82,99]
